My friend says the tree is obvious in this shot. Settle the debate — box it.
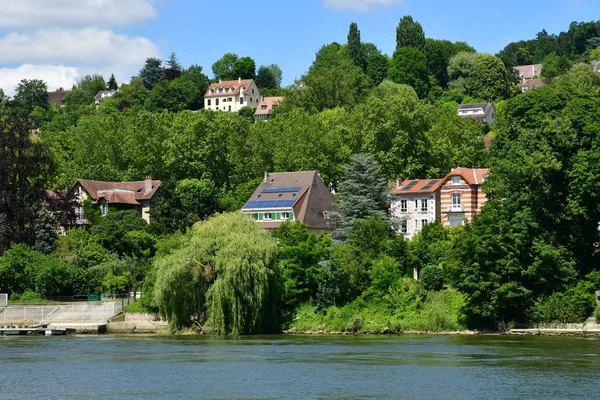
[348,22,366,71]
[425,39,476,88]
[232,56,256,79]
[447,51,479,92]
[366,52,389,86]
[256,64,282,89]
[329,154,390,242]
[590,46,600,61]
[139,57,164,90]
[540,53,572,81]
[515,48,533,65]
[107,74,118,90]
[153,212,282,334]
[396,15,426,51]
[0,116,54,248]
[212,53,238,81]
[388,47,430,98]
[13,79,49,115]
[64,74,107,110]
[165,52,183,80]
[470,53,509,100]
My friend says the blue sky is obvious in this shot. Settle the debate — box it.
[0,0,598,93]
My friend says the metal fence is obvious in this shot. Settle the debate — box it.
[0,303,118,325]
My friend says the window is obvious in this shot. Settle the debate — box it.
[282,212,290,220]
[207,99,211,106]
[414,219,420,232]
[252,213,259,220]
[261,105,267,110]
[400,220,407,234]
[421,219,428,227]
[216,99,219,106]
[452,176,460,185]
[292,193,297,197]
[264,213,272,220]
[76,206,84,220]
[400,199,407,213]
[277,194,283,198]
[101,203,108,216]
[228,97,232,102]
[414,199,418,210]
[252,89,255,94]
[250,97,253,103]
[240,97,244,104]
[452,193,461,205]
[228,106,231,112]
[421,199,428,212]
[257,194,262,198]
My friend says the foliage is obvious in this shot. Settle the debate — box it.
[154,213,282,334]
[396,15,425,51]
[13,79,49,116]
[388,47,430,98]
[255,64,282,89]
[348,22,366,71]
[420,266,445,291]
[212,53,239,81]
[139,57,164,90]
[540,53,572,81]
[107,74,119,90]
[366,52,389,86]
[470,54,509,100]
[232,56,256,79]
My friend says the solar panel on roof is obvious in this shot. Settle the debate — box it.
[243,199,296,209]
[401,181,418,191]
[261,187,301,193]
[421,180,440,191]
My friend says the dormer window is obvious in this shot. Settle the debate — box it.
[452,176,460,185]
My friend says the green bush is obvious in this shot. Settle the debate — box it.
[420,265,445,291]
[530,289,595,323]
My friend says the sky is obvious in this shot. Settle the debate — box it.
[0,0,598,95]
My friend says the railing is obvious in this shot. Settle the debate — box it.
[448,204,464,212]
[44,294,102,302]
[0,303,118,325]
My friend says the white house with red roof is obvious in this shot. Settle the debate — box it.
[204,78,261,112]
[69,177,162,224]
[514,64,542,83]
[390,178,443,239]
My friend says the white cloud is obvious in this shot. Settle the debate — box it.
[0,64,79,94]
[323,0,404,12]
[0,28,160,66]
[0,0,157,29]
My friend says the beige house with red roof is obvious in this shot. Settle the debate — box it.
[204,78,261,112]
[69,177,161,224]
[241,171,336,233]
[439,167,489,227]
[390,178,442,239]
[514,64,542,83]
[255,96,285,121]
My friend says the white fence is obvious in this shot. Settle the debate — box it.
[0,303,119,325]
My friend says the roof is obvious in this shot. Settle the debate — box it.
[521,78,544,90]
[70,178,161,204]
[205,79,254,98]
[445,167,490,186]
[48,90,70,105]
[594,62,600,74]
[390,179,443,195]
[94,90,117,101]
[254,97,285,116]
[514,64,542,80]
[242,171,336,230]
[457,102,495,119]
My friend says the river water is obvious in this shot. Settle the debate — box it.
[1,334,599,399]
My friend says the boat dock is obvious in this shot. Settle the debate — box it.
[0,325,76,336]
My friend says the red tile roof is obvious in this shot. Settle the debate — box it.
[390,179,443,194]
[521,78,544,91]
[205,79,254,98]
[71,178,161,204]
[446,167,490,185]
[254,97,285,116]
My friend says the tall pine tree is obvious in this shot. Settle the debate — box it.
[107,74,118,90]
[396,15,426,51]
[348,22,366,71]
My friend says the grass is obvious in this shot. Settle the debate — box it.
[123,299,158,314]
[288,288,466,333]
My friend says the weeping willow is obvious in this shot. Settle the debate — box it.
[154,212,281,334]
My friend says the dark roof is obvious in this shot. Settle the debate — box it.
[48,90,70,105]
[390,179,442,194]
[242,171,336,230]
[70,178,161,205]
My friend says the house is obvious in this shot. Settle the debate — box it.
[390,178,442,239]
[69,176,161,224]
[241,171,336,233]
[593,61,600,74]
[94,90,117,105]
[439,167,490,227]
[204,78,261,112]
[48,90,70,107]
[514,64,542,82]
[521,78,544,93]
[254,96,285,121]
[457,103,496,124]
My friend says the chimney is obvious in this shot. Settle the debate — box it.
[264,170,269,183]
[219,79,222,84]
[145,176,152,194]
[238,77,241,83]
[396,178,401,188]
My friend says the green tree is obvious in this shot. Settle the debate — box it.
[470,53,509,100]
[540,53,572,81]
[255,65,279,89]
[139,57,164,90]
[396,15,426,51]
[165,52,183,80]
[425,39,476,88]
[515,47,533,65]
[329,154,390,242]
[13,79,49,115]
[347,22,366,71]
[107,74,119,90]
[590,46,600,61]
[447,51,479,92]
[366,52,389,85]
[154,212,282,334]
[232,56,256,79]
[388,47,430,98]
[212,53,238,81]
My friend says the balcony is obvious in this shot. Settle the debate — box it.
[448,204,464,213]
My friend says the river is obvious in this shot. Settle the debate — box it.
[1,334,599,399]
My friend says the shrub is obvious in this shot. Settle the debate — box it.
[530,289,595,324]
[420,265,444,291]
